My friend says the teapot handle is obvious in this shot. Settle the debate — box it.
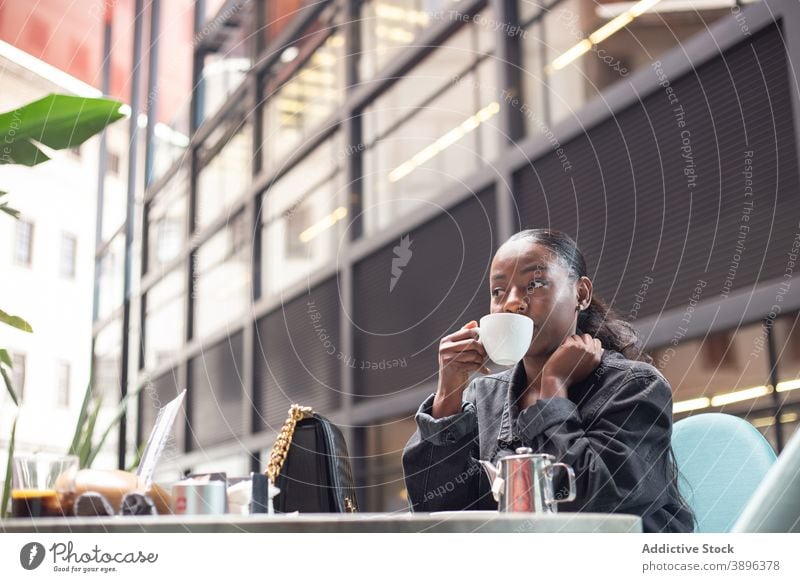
[547,463,577,504]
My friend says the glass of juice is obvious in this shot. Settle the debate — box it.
[11,454,78,518]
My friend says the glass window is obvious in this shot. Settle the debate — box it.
[14,219,33,266]
[96,234,124,321]
[57,361,70,407]
[93,319,122,401]
[362,54,499,235]
[97,234,125,321]
[199,3,252,124]
[260,136,345,297]
[194,213,250,340]
[363,416,417,512]
[362,20,493,145]
[359,0,467,80]
[101,140,130,243]
[11,353,26,402]
[652,322,773,425]
[529,0,741,128]
[262,30,345,172]
[196,122,253,230]
[60,233,77,279]
[147,170,188,272]
[144,269,186,370]
[772,311,800,446]
[519,0,548,23]
[520,17,548,131]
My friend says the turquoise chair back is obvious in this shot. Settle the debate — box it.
[672,413,777,532]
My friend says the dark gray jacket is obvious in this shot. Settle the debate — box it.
[402,349,694,532]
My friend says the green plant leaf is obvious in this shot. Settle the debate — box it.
[0,367,18,408]
[86,383,146,468]
[0,139,50,166]
[0,350,18,406]
[125,441,147,473]
[0,94,124,167]
[78,396,103,468]
[69,380,94,457]
[0,192,20,219]
[1,415,18,519]
[0,310,32,333]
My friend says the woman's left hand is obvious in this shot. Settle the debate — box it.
[533,334,604,404]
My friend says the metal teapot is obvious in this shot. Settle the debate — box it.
[478,447,576,513]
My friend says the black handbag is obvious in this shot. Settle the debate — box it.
[266,405,359,513]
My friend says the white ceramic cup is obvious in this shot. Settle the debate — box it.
[475,313,534,366]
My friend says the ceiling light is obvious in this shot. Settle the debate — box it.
[388,102,499,183]
[673,397,710,414]
[299,206,348,242]
[710,385,772,407]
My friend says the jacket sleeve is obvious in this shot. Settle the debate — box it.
[401,383,487,512]
[516,371,677,516]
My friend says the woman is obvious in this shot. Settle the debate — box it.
[402,229,694,532]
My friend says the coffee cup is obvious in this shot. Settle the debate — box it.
[475,313,534,366]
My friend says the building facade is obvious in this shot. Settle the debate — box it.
[105,0,799,512]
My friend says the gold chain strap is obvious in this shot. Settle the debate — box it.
[265,404,313,484]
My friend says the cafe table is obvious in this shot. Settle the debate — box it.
[1,512,641,533]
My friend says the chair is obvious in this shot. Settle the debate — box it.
[732,423,800,532]
[672,413,777,533]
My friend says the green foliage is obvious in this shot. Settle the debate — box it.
[1,416,18,519]
[69,381,146,469]
[0,93,125,519]
[0,94,124,167]
[0,349,18,406]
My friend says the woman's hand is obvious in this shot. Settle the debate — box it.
[432,321,491,418]
[523,334,603,407]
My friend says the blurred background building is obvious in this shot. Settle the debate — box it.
[2,0,799,513]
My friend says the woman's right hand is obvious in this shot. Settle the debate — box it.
[432,321,491,418]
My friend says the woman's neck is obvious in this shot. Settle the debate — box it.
[521,355,550,394]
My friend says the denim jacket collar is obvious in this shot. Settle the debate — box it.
[496,349,615,446]
[497,360,528,446]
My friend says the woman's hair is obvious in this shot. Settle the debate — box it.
[505,228,653,364]
[507,229,696,529]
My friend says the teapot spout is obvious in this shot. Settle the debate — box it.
[478,460,504,503]
[478,459,497,484]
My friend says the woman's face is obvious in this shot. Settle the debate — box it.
[489,240,592,357]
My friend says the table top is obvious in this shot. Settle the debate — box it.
[1,511,642,533]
